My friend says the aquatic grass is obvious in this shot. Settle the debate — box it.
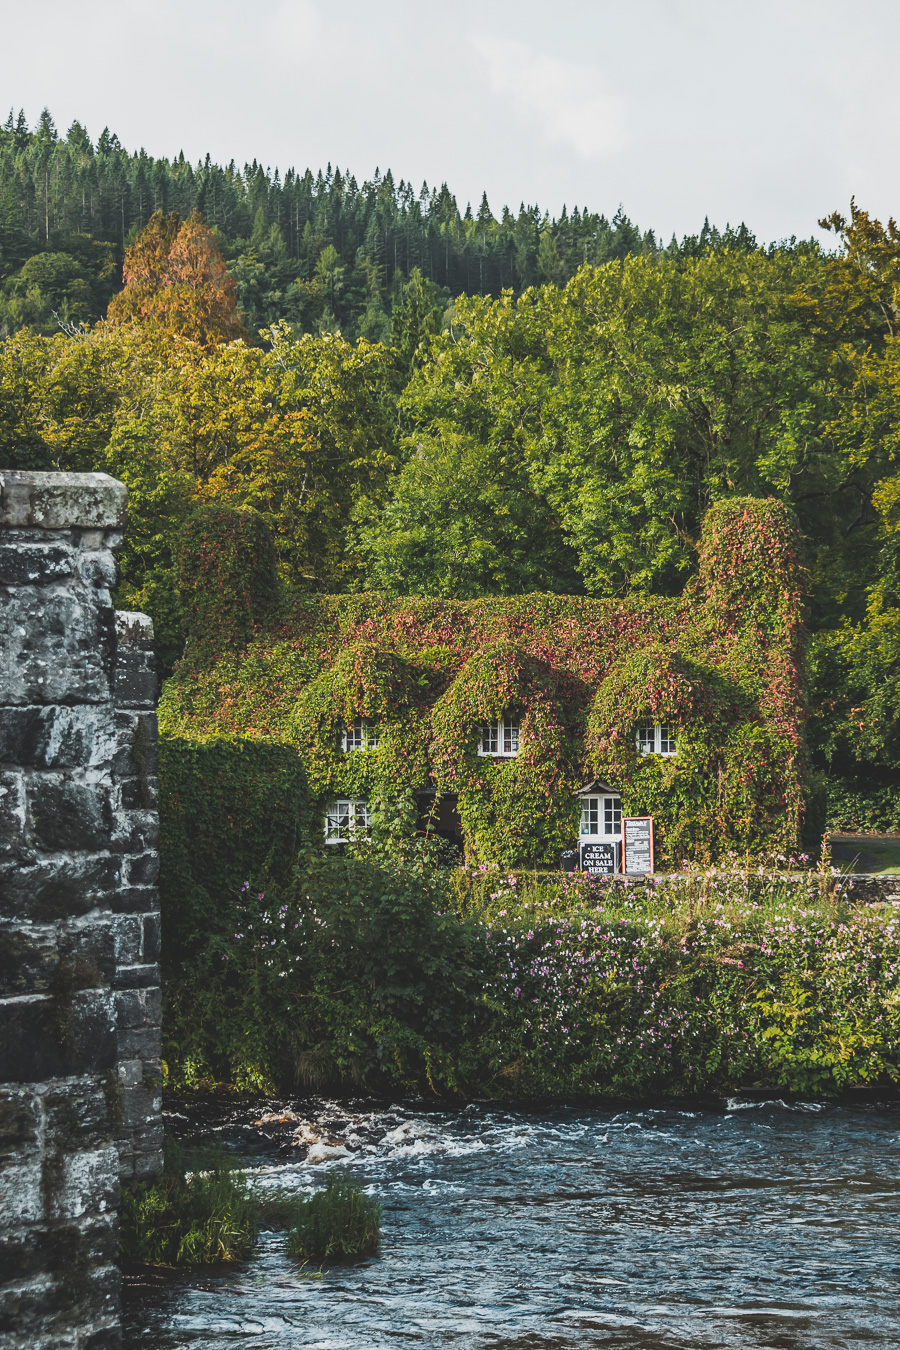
[286,1175,382,1262]
[120,1139,258,1266]
[120,1139,326,1267]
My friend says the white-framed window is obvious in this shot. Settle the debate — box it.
[580,794,622,840]
[478,715,519,757]
[324,799,371,844]
[636,723,676,757]
[342,718,380,753]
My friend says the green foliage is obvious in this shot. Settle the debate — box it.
[430,641,579,867]
[120,1139,323,1267]
[0,109,659,340]
[162,497,809,870]
[119,1140,257,1266]
[162,843,478,1094]
[177,505,279,655]
[825,775,900,832]
[158,734,305,1087]
[287,1176,381,1262]
[160,860,900,1099]
[361,250,844,605]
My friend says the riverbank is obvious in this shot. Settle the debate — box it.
[161,853,900,1102]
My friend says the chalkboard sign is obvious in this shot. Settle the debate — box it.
[581,841,620,875]
[559,848,579,873]
[623,817,654,875]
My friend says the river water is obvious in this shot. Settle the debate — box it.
[124,1095,900,1350]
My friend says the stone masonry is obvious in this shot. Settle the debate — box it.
[0,471,162,1350]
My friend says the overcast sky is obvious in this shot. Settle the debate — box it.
[6,0,899,243]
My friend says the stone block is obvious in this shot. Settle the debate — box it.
[0,923,57,997]
[116,1026,161,1061]
[109,885,157,915]
[0,989,116,1083]
[0,774,28,861]
[76,549,118,591]
[110,915,143,967]
[29,776,113,853]
[0,543,75,587]
[58,921,116,987]
[112,658,157,709]
[112,964,158,991]
[43,1080,112,1151]
[142,913,161,965]
[119,775,158,811]
[118,1081,155,1130]
[115,1059,143,1089]
[0,590,116,705]
[45,1146,118,1222]
[64,990,118,1078]
[0,1087,39,1165]
[0,706,117,769]
[0,996,62,1083]
[0,471,128,531]
[112,711,158,777]
[0,1214,119,1290]
[109,811,159,856]
[0,1252,121,1339]
[123,852,159,887]
[0,1157,42,1228]
[0,853,121,922]
[114,987,161,1031]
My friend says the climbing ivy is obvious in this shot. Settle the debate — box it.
[160,496,812,868]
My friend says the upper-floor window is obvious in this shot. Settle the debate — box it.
[478,715,519,757]
[324,798,371,844]
[342,718,380,753]
[580,794,621,839]
[636,723,676,757]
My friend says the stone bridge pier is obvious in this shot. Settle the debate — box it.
[0,471,162,1350]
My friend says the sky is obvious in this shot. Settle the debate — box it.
[5,0,900,244]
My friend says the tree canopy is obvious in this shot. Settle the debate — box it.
[1,112,899,820]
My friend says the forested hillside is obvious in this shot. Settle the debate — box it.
[1,109,898,828]
[0,107,675,341]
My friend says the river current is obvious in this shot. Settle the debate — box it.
[124,1095,900,1350]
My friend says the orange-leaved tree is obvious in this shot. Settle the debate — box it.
[107,210,247,348]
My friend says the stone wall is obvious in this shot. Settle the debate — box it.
[0,471,162,1350]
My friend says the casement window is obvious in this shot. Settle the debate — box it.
[579,794,622,839]
[342,718,380,753]
[324,799,371,844]
[478,715,520,757]
[636,723,676,757]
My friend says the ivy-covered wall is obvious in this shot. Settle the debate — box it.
[159,497,813,869]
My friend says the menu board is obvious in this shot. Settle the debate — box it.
[581,841,619,875]
[623,817,654,875]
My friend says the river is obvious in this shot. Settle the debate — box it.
[124,1094,900,1349]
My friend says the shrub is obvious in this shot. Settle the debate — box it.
[287,1176,382,1261]
[120,1140,258,1266]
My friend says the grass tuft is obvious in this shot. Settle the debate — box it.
[286,1175,382,1262]
[120,1139,258,1266]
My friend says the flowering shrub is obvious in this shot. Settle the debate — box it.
[163,854,900,1100]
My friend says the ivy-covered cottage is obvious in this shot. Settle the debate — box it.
[159,497,813,871]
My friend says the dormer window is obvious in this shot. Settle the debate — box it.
[324,799,371,844]
[342,718,380,753]
[636,723,676,757]
[478,716,519,757]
